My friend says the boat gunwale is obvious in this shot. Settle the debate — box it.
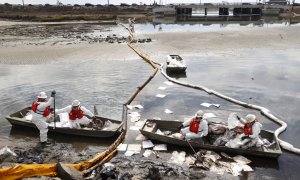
[140,119,282,158]
[6,107,123,137]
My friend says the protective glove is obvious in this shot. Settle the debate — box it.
[177,124,184,131]
[241,135,250,141]
[51,90,56,97]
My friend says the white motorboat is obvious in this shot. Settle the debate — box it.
[166,55,187,73]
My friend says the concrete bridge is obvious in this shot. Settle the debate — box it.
[153,3,291,16]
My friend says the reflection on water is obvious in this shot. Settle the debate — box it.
[135,15,300,33]
[166,71,187,79]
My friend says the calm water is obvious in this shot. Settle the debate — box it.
[0,22,300,178]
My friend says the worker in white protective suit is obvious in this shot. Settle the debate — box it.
[55,100,94,128]
[128,17,135,33]
[237,114,262,149]
[31,91,55,146]
[178,110,209,143]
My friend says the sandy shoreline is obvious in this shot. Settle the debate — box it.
[1,23,300,64]
[138,26,300,57]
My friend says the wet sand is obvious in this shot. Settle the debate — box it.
[1,22,300,64]
[137,26,300,58]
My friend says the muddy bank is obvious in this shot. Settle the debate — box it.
[0,4,151,22]
[0,22,152,64]
[90,155,236,180]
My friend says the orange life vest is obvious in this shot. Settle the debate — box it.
[31,101,51,117]
[244,122,254,135]
[69,108,84,120]
[189,118,200,133]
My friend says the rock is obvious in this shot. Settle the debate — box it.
[0,146,17,163]
[57,162,83,180]
[99,165,119,179]
[147,166,161,180]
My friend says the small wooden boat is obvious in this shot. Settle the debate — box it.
[140,119,282,158]
[166,55,187,73]
[6,107,123,138]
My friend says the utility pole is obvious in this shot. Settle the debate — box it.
[108,0,110,6]
[292,0,295,11]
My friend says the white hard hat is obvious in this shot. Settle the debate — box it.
[72,100,80,107]
[245,114,256,123]
[37,92,47,99]
[195,110,204,118]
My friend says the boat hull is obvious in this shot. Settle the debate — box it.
[6,107,123,138]
[140,119,282,158]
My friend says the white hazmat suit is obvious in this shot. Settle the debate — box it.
[31,95,54,143]
[180,117,208,140]
[55,103,94,128]
[238,114,262,149]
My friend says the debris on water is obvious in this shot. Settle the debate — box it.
[117,144,128,152]
[126,105,133,110]
[135,133,148,141]
[169,151,186,165]
[156,94,166,98]
[200,103,220,108]
[127,144,142,151]
[153,144,167,151]
[134,120,144,128]
[233,155,252,165]
[143,150,153,157]
[164,81,174,86]
[130,116,140,122]
[128,111,141,118]
[124,151,139,157]
[158,86,167,90]
[164,109,173,114]
[142,140,154,149]
[134,105,143,109]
